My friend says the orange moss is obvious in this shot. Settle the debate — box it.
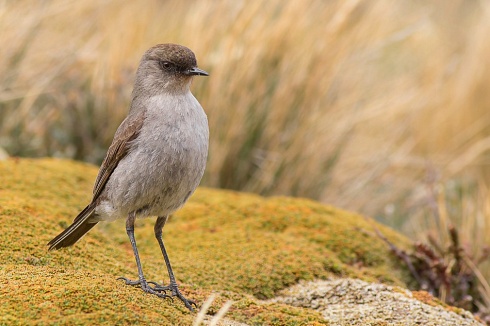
[411,291,445,307]
[411,290,470,317]
[0,158,413,325]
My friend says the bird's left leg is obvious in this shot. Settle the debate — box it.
[151,215,197,311]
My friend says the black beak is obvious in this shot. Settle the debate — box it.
[185,67,209,76]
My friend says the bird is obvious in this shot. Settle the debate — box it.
[48,44,209,311]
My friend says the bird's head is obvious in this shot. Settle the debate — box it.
[134,43,208,95]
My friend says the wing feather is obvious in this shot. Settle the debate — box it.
[92,111,145,202]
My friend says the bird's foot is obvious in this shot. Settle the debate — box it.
[117,276,170,298]
[117,277,196,311]
[163,282,197,311]
[149,282,197,311]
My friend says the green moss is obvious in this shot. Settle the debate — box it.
[0,158,412,325]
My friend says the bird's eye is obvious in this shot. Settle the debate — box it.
[160,61,173,70]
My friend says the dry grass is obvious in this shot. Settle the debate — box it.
[1,0,490,316]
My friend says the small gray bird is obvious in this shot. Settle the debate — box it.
[48,44,209,311]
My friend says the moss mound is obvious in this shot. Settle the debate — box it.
[0,158,412,325]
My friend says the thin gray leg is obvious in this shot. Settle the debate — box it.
[153,215,197,311]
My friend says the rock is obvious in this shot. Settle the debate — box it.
[271,278,483,325]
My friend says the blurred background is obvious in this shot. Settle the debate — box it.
[1,0,490,311]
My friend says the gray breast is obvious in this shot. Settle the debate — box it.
[103,93,209,219]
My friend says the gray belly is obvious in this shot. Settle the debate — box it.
[95,125,208,221]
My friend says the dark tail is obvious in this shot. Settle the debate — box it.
[48,203,98,250]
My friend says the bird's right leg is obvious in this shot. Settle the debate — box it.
[118,212,170,299]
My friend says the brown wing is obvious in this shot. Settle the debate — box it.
[92,111,145,201]
[50,110,146,246]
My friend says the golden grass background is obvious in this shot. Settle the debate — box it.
[1,0,490,310]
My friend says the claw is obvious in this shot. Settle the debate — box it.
[117,277,142,286]
[182,298,198,311]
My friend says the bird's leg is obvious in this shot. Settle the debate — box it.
[152,215,197,311]
[118,212,170,299]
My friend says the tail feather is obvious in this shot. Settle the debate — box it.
[48,204,98,250]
